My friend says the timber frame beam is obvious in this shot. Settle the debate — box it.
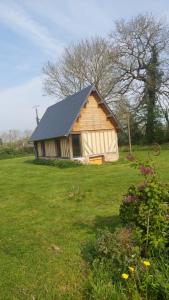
[107,114,114,118]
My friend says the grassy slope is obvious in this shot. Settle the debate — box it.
[0,151,168,300]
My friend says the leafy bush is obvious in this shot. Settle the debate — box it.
[90,228,139,269]
[32,158,82,168]
[120,143,169,152]
[85,233,169,299]
[120,163,169,254]
[84,154,169,300]
[84,228,141,299]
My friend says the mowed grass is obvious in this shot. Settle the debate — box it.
[0,150,168,300]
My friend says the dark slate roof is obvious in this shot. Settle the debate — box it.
[30,85,94,141]
[30,85,120,142]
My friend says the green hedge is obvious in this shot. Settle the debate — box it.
[32,158,82,169]
[120,143,169,152]
[0,146,33,160]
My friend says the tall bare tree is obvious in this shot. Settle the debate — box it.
[109,14,169,143]
[43,37,116,100]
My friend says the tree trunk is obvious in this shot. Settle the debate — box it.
[145,46,160,144]
[145,89,156,144]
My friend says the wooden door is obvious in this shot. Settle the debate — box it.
[34,142,38,158]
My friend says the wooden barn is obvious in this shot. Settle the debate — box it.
[30,85,120,164]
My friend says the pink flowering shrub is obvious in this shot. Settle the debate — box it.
[85,153,169,300]
[139,165,155,176]
[120,160,169,254]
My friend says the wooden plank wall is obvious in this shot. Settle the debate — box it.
[82,130,118,157]
[36,138,70,158]
[60,137,70,158]
[72,94,115,132]
[37,142,42,157]
[45,140,56,157]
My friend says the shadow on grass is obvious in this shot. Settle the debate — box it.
[79,215,120,266]
[73,214,120,235]
[94,214,120,231]
[24,159,36,164]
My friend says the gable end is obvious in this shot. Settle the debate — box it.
[71,91,117,132]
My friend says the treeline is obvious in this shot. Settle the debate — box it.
[0,146,33,160]
[0,129,32,145]
[43,14,169,145]
[0,129,33,159]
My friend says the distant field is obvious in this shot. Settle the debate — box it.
[0,150,168,299]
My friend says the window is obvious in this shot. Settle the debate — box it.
[72,134,81,157]
[34,142,38,158]
[55,139,61,157]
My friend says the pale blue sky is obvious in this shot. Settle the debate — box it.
[0,0,169,131]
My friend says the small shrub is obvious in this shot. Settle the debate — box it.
[85,228,140,284]
[93,228,137,261]
[120,171,169,254]
[67,185,85,201]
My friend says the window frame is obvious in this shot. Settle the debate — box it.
[71,134,82,158]
[34,142,38,158]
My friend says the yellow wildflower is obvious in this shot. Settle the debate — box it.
[143,260,151,267]
[121,273,129,280]
[129,266,135,273]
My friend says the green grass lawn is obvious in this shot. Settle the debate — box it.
[0,150,169,300]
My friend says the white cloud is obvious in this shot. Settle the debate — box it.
[0,0,64,56]
[0,77,55,131]
[21,0,112,38]
[21,0,169,40]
